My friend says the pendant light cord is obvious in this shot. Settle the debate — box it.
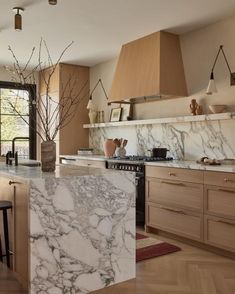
[211,45,232,74]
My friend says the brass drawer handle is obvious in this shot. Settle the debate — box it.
[160,206,186,215]
[161,181,185,186]
[217,220,235,227]
[218,188,235,193]
[224,178,233,182]
[168,172,176,176]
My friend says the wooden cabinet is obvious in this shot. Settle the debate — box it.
[147,203,203,241]
[146,177,203,212]
[204,215,235,253]
[146,166,235,255]
[0,176,29,290]
[39,63,90,157]
[61,157,106,168]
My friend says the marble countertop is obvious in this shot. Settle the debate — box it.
[145,160,235,173]
[60,154,106,161]
[0,163,123,179]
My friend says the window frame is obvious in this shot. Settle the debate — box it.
[0,81,37,159]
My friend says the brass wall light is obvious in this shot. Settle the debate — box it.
[206,45,235,95]
[49,0,57,5]
[13,7,24,31]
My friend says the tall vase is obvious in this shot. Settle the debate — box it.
[103,139,116,158]
[41,141,56,172]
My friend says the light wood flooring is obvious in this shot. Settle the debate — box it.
[92,231,235,294]
[1,231,235,294]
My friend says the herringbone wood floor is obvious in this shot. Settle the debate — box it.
[1,231,235,294]
[92,231,235,294]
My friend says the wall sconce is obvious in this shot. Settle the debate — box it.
[87,79,109,110]
[13,7,24,31]
[206,45,235,95]
[49,0,57,5]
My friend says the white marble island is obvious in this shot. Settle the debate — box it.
[0,164,136,294]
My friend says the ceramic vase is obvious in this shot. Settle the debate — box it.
[103,139,116,157]
[41,140,56,172]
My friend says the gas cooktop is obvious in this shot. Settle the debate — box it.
[108,156,173,162]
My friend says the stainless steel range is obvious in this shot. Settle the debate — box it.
[106,156,173,226]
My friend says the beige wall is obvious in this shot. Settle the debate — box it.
[90,15,235,121]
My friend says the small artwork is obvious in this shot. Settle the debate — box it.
[110,107,122,122]
[121,103,132,121]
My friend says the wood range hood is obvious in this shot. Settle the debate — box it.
[108,31,188,104]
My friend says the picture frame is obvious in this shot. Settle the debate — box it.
[120,103,132,121]
[110,107,122,122]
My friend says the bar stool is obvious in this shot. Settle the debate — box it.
[0,201,12,267]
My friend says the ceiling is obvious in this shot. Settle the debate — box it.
[1,0,235,68]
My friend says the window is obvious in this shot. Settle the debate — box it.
[0,81,36,159]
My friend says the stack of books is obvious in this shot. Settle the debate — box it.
[77,148,94,155]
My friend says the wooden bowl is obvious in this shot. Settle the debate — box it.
[209,105,226,114]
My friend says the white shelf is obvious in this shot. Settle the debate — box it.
[83,112,235,129]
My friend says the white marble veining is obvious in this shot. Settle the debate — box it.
[0,164,136,294]
[89,118,235,160]
[145,160,235,173]
[30,171,135,293]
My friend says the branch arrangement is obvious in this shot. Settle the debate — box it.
[5,39,89,142]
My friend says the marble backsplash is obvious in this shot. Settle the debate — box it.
[89,119,235,160]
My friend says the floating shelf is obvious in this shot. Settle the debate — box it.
[83,112,235,129]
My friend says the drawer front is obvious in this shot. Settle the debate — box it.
[145,166,203,183]
[204,171,235,188]
[205,186,235,220]
[204,215,235,252]
[147,204,203,241]
[63,159,105,168]
[146,178,203,212]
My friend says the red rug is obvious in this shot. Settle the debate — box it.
[136,233,181,262]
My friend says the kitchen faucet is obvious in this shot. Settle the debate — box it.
[12,137,30,155]
[5,137,30,165]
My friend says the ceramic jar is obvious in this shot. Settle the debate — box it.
[103,139,116,157]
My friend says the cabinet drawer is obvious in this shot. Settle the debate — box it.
[205,186,235,220]
[146,203,203,241]
[204,171,235,188]
[146,178,203,212]
[62,158,105,168]
[145,166,203,183]
[204,215,235,252]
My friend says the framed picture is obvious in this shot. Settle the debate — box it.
[110,107,122,122]
[120,103,132,121]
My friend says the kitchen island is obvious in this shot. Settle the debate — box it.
[0,164,136,294]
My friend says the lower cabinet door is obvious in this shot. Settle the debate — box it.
[146,203,203,241]
[204,215,235,253]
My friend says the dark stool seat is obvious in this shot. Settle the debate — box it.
[0,201,12,267]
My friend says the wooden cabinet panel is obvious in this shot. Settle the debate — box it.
[146,178,203,212]
[204,215,235,252]
[147,203,203,241]
[145,166,203,184]
[205,185,235,220]
[204,171,235,188]
[39,66,59,95]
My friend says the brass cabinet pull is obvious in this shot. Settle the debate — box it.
[168,172,176,176]
[224,178,233,182]
[217,219,235,227]
[161,180,184,186]
[160,206,186,215]
[218,188,235,193]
